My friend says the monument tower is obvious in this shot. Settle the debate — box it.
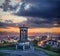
[16,24,30,50]
[19,24,28,42]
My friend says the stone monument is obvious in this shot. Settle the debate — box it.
[16,25,30,50]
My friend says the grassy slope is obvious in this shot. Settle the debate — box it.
[0,46,16,50]
[0,46,60,56]
[0,52,7,56]
[34,47,60,56]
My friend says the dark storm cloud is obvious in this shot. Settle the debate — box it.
[15,0,60,18]
[0,22,18,28]
[0,17,60,28]
[16,0,60,27]
[0,22,6,28]
[0,0,60,28]
[26,17,60,27]
[0,0,18,11]
[26,17,52,27]
[0,0,60,18]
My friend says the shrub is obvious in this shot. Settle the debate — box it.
[44,44,52,50]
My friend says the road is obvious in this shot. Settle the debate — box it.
[0,50,48,56]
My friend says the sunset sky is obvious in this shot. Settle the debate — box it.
[0,0,60,35]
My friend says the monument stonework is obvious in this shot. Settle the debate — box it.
[16,25,30,50]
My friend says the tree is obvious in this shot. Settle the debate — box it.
[45,44,52,50]
[32,40,38,46]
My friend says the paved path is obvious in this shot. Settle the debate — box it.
[0,50,48,56]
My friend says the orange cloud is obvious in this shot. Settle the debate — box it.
[0,27,60,35]
[0,26,19,33]
[28,27,60,34]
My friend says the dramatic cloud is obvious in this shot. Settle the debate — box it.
[26,17,60,27]
[0,0,60,18]
[0,0,60,28]
[15,0,60,18]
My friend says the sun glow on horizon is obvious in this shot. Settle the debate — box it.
[0,26,60,35]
